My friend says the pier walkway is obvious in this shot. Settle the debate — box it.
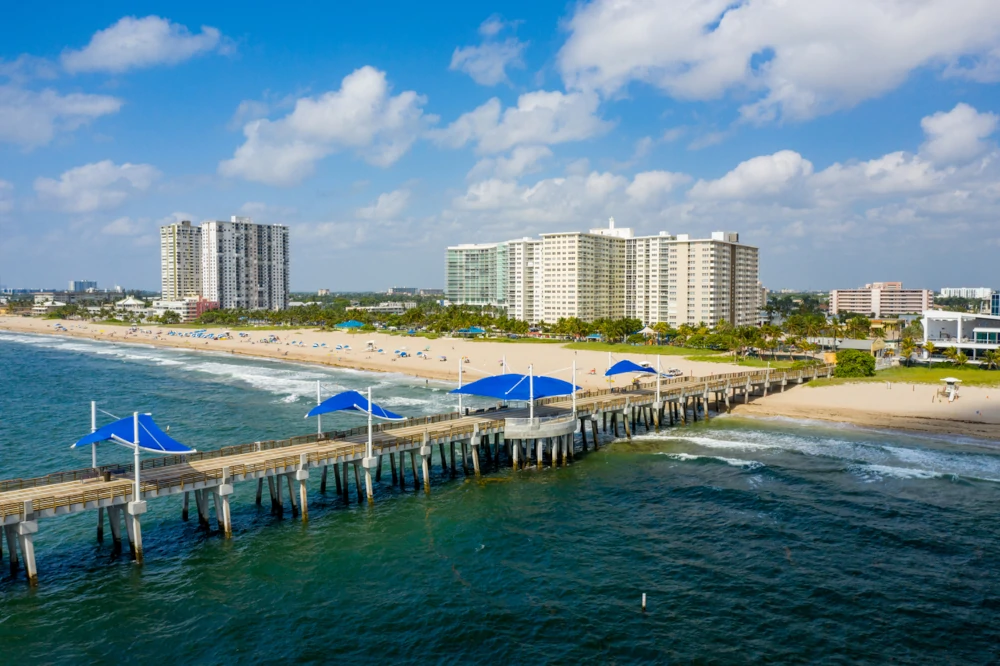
[0,364,832,583]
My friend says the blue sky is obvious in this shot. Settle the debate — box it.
[3,0,1000,292]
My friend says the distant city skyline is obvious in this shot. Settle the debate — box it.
[3,2,1000,290]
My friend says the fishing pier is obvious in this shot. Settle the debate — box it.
[0,364,832,583]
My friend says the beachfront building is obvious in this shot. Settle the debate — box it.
[445,242,508,308]
[160,220,202,300]
[939,287,993,299]
[830,282,933,317]
[151,297,219,323]
[201,217,289,311]
[506,238,543,323]
[347,301,418,315]
[922,309,1000,358]
[444,219,760,327]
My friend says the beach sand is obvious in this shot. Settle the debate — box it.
[734,381,1000,440]
[6,316,999,440]
[0,316,742,390]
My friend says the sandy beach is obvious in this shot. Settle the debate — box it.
[6,315,1000,440]
[0,316,743,390]
[735,382,1000,440]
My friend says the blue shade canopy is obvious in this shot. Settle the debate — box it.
[450,374,578,401]
[335,320,364,328]
[306,390,404,420]
[72,414,196,454]
[605,360,657,376]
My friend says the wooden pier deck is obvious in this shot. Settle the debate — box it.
[0,364,832,583]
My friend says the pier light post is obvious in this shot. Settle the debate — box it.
[458,357,463,415]
[364,386,375,504]
[133,412,140,502]
[572,358,577,417]
[656,355,662,405]
[91,401,97,468]
[529,364,535,420]
[316,380,322,437]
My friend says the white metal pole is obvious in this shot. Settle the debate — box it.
[91,400,97,469]
[316,380,322,437]
[458,356,464,415]
[367,386,373,459]
[133,412,140,502]
[656,355,661,404]
[529,364,535,420]
[572,358,577,416]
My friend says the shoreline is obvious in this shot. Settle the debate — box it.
[0,316,746,389]
[732,403,1000,441]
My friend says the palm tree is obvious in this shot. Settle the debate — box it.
[900,337,916,367]
[923,341,937,360]
[983,349,1000,370]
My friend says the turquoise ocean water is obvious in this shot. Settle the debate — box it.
[0,331,998,663]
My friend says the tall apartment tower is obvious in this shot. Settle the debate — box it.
[159,220,202,299]
[506,238,542,323]
[201,216,289,310]
[444,219,760,327]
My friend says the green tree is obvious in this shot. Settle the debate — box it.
[833,349,876,378]
[899,337,916,367]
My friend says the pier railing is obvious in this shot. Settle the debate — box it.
[3,366,831,506]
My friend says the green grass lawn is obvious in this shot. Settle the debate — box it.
[469,337,566,344]
[810,364,1000,388]
[563,341,724,357]
[698,356,797,368]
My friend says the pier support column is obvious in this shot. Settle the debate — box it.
[375,456,383,483]
[536,439,544,469]
[450,442,457,476]
[438,443,448,475]
[353,462,364,502]
[390,453,398,485]
[97,506,106,541]
[653,402,662,430]
[623,409,632,440]
[320,466,329,493]
[267,477,279,513]
[284,474,298,517]
[341,462,350,503]
[362,456,377,504]
[5,524,17,572]
[125,500,146,561]
[274,476,285,515]
[420,434,432,493]
[107,504,123,550]
[409,451,419,488]
[460,441,471,476]
[703,393,710,420]
[334,463,343,496]
[15,512,38,584]
[398,451,407,490]
[471,432,482,478]
[592,419,600,450]
[255,479,264,505]
[296,456,309,521]
[512,439,520,469]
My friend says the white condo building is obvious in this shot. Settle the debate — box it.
[201,217,289,311]
[445,219,760,327]
[160,220,202,300]
[939,287,993,299]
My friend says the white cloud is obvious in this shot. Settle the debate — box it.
[220,66,432,186]
[450,39,527,86]
[431,89,610,154]
[468,145,552,180]
[626,170,691,203]
[0,179,12,212]
[920,103,998,164]
[690,150,814,200]
[479,15,516,38]
[0,55,59,83]
[62,16,226,74]
[558,0,1000,122]
[34,160,160,213]
[0,85,122,147]
[357,189,410,220]
[102,216,143,235]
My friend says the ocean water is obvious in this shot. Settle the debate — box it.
[0,331,998,663]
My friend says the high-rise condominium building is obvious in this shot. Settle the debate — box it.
[68,280,97,292]
[445,219,760,327]
[939,287,993,299]
[160,220,202,300]
[445,242,508,308]
[200,216,289,311]
[830,282,933,317]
